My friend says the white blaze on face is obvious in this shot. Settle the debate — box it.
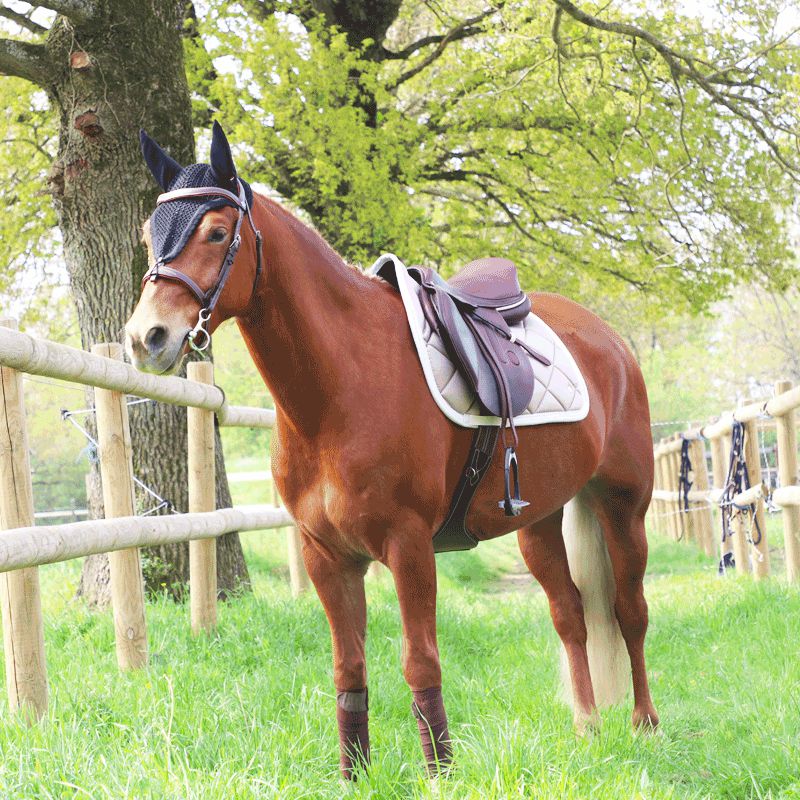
[124,218,193,373]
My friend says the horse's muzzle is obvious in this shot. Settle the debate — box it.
[125,323,188,374]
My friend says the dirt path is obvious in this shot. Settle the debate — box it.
[489,558,540,594]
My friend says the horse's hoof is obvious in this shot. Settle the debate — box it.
[574,708,601,737]
[632,707,660,731]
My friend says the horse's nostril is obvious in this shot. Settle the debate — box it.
[144,325,168,355]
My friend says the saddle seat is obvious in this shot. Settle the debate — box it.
[405,256,551,516]
[432,257,531,319]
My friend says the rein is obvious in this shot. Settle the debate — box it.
[141,181,263,353]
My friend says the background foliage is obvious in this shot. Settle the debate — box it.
[2,0,800,504]
[195,0,800,315]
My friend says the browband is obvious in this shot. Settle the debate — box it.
[156,184,247,209]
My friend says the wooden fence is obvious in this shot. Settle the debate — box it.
[0,320,310,721]
[650,380,800,584]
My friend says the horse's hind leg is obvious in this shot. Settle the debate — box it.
[517,509,598,731]
[590,485,659,729]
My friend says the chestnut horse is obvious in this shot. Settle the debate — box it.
[125,124,658,779]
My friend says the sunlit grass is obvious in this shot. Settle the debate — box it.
[8,526,800,798]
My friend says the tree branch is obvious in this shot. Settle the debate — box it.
[0,37,50,84]
[0,5,48,33]
[389,7,500,87]
[31,0,97,24]
[551,0,800,178]
[384,7,496,59]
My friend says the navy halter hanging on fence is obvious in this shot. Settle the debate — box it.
[719,420,763,548]
[678,438,693,514]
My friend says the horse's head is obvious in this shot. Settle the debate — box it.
[125,122,262,374]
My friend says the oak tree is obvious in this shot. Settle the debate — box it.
[0,0,249,603]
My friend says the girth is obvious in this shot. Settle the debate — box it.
[432,426,499,552]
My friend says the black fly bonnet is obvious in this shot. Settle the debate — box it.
[139,122,262,352]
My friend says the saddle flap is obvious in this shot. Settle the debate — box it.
[464,310,535,418]
[434,293,534,419]
[432,290,484,391]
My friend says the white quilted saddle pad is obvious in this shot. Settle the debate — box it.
[371,254,590,428]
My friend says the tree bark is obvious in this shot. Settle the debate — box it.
[37,1,248,603]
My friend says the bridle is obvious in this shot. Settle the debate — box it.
[141,179,263,354]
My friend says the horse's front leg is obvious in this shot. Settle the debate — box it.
[385,530,452,775]
[300,533,369,780]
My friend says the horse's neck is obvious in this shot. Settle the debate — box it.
[236,196,373,437]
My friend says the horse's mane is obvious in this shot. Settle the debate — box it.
[253,191,383,281]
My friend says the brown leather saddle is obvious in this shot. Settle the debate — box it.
[402,258,551,522]
[409,258,548,426]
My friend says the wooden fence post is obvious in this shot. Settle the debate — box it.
[271,473,310,596]
[667,437,685,542]
[647,450,657,536]
[689,438,715,557]
[656,448,674,539]
[93,343,148,669]
[709,434,731,567]
[743,419,770,578]
[645,444,664,536]
[0,320,48,720]
[774,380,800,583]
[187,361,217,634]
[657,443,674,541]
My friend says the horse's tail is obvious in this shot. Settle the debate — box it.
[560,492,629,707]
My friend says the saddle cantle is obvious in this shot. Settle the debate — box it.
[384,256,552,522]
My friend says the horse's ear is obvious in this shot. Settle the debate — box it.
[209,120,237,188]
[139,129,182,191]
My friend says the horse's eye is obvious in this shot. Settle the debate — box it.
[208,228,227,243]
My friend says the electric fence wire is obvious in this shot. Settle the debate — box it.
[60,400,179,516]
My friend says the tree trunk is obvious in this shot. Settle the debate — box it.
[42,1,248,604]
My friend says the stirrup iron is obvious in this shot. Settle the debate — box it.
[499,446,529,516]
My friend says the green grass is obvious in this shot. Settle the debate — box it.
[2,532,799,799]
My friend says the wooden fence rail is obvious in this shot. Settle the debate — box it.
[0,321,305,722]
[650,379,800,583]
[0,324,275,428]
[0,506,294,572]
